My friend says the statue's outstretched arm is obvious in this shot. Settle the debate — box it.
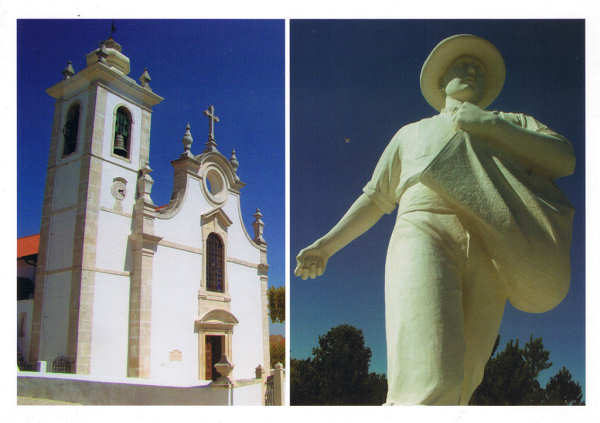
[295,193,384,280]
[453,102,575,178]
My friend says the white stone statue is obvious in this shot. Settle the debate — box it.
[295,34,575,405]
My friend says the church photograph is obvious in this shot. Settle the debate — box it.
[16,19,285,405]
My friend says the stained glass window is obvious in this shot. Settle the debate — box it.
[206,233,224,292]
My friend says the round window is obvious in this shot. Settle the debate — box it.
[203,167,227,204]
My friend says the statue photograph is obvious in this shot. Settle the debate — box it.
[291,21,584,405]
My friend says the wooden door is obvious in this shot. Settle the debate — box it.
[205,335,224,380]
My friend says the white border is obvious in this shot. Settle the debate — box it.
[4,1,599,422]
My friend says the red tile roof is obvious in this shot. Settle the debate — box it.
[17,234,40,259]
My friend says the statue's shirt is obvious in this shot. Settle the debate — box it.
[363,111,561,216]
[363,111,574,313]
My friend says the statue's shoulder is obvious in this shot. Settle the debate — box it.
[405,113,448,133]
[392,116,431,139]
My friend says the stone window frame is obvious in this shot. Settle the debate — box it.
[111,105,134,162]
[61,102,81,157]
[201,165,228,205]
[206,232,225,293]
[200,208,232,299]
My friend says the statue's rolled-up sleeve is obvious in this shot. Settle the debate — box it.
[501,112,564,138]
[498,112,574,177]
[363,133,403,214]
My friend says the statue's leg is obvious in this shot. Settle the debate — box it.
[459,233,508,405]
[384,212,469,405]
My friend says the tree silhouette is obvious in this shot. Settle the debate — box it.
[471,335,583,405]
[544,367,584,405]
[293,327,582,405]
[291,324,387,405]
[291,358,319,405]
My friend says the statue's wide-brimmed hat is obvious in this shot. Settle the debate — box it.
[420,34,506,112]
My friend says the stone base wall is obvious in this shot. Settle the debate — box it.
[18,371,263,405]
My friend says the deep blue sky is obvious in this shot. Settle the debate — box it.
[16,19,285,334]
[291,20,585,395]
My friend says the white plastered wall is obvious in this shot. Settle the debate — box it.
[150,246,200,384]
[46,209,76,272]
[90,272,130,377]
[52,160,81,211]
[228,262,263,380]
[95,209,133,272]
[39,273,72,364]
[153,176,208,246]
[222,191,261,264]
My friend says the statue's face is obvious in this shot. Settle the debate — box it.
[442,56,486,104]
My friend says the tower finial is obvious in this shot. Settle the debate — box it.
[181,122,194,158]
[229,148,239,172]
[62,60,75,79]
[137,163,154,205]
[101,21,122,52]
[96,41,108,63]
[252,208,266,245]
[139,68,152,90]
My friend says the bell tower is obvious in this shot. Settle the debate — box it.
[29,34,163,375]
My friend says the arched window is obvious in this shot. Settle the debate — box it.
[113,106,132,158]
[206,233,224,292]
[62,103,80,156]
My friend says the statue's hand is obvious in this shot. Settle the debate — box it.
[295,240,330,280]
[452,102,498,137]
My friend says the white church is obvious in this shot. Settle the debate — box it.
[17,35,276,405]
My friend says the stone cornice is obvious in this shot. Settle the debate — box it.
[46,62,163,109]
[201,207,233,229]
[198,309,239,324]
[42,265,130,277]
[154,157,201,220]
[171,155,201,173]
[226,257,259,269]
[194,322,234,333]
[130,233,162,255]
[257,263,269,276]
[197,291,232,303]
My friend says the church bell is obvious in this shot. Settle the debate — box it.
[114,133,128,156]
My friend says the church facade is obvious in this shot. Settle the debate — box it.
[26,36,271,387]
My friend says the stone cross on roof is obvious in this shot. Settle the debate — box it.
[203,104,220,152]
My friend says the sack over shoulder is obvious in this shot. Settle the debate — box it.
[420,131,574,313]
